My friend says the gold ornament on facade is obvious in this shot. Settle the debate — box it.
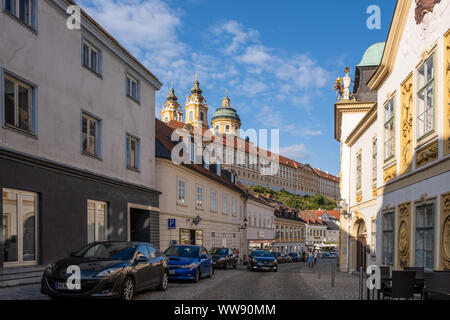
[445,32,450,155]
[372,186,377,198]
[416,140,438,168]
[356,193,362,203]
[334,77,344,101]
[440,193,450,270]
[383,164,397,183]
[400,75,413,175]
[398,203,411,268]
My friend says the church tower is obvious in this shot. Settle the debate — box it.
[211,90,241,135]
[161,82,183,123]
[185,75,208,129]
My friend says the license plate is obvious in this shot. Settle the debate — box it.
[55,282,69,290]
[263,267,270,270]
[169,270,176,275]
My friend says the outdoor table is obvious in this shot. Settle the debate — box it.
[423,287,450,300]
[373,277,424,300]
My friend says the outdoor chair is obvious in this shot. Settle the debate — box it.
[404,267,425,299]
[424,272,450,300]
[382,270,416,300]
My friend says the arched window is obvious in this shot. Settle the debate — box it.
[200,111,204,121]
[189,111,193,121]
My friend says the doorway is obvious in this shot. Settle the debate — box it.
[130,208,151,242]
[356,220,367,271]
[180,229,203,245]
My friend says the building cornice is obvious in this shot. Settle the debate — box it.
[345,104,378,147]
[334,101,376,141]
[367,0,413,90]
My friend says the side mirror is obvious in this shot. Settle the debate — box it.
[200,254,208,260]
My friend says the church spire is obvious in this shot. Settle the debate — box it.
[191,74,203,95]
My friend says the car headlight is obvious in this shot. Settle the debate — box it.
[45,264,55,274]
[180,263,197,269]
[218,257,225,262]
[96,267,123,278]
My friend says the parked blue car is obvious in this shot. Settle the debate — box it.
[164,245,213,282]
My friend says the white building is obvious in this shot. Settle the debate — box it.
[336,0,450,272]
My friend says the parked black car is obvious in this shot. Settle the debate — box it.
[273,252,284,264]
[247,250,278,272]
[41,241,168,300]
[288,252,301,262]
[209,248,237,269]
[284,254,293,263]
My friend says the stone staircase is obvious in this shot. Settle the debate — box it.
[0,266,45,288]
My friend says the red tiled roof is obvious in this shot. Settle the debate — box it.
[308,210,340,221]
[297,211,324,225]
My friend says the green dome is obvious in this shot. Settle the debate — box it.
[357,42,385,67]
[211,94,241,123]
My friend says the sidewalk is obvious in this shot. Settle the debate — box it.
[298,259,366,300]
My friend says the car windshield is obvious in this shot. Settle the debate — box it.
[209,248,228,255]
[273,253,281,257]
[73,242,136,260]
[253,251,273,257]
[165,246,199,258]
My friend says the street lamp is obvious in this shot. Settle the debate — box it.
[338,199,350,219]
[239,217,248,230]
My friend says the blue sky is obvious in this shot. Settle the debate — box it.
[78,0,396,175]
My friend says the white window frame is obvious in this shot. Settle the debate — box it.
[87,199,107,243]
[81,112,100,158]
[2,188,38,267]
[126,134,140,170]
[383,98,395,161]
[416,53,435,140]
[177,178,186,204]
[126,74,140,102]
[82,41,100,74]
[3,74,33,133]
[223,194,228,214]
[211,191,217,212]
[196,185,203,208]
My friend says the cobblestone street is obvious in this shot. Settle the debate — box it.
[0,260,366,300]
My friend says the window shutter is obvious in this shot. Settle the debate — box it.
[125,136,130,167]
[98,50,103,75]
[31,0,37,29]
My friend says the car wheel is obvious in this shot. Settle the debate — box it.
[194,268,200,283]
[121,277,135,300]
[207,265,213,278]
[157,271,169,291]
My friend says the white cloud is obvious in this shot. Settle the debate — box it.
[210,20,259,55]
[279,144,312,160]
[237,46,272,66]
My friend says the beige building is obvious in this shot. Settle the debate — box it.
[155,119,245,252]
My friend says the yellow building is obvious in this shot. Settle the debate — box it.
[185,75,209,129]
[161,83,183,123]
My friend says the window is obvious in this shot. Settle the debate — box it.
[222,233,227,247]
[239,204,243,218]
[211,192,216,211]
[82,41,101,75]
[200,111,204,122]
[3,74,34,133]
[211,232,215,248]
[126,74,140,102]
[4,0,36,29]
[2,189,38,265]
[189,111,193,121]
[356,152,362,191]
[384,98,395,161]
[87,200,107,243]
[177,179,186,204]
[382,211,394,265]
[223,195,227,214]
[126,134,140,170]
[371,219,376,257]
[417,54,435,139]
[415,203,434,271]
[82,112,101,158]
[232,198,237,216]
[225,125,230,133]
[190,141,195,163]
[196,186,203,208]
[216,163,221,176]
[372,139,377,182]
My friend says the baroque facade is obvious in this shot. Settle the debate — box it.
[335,0,450,272]
[160,78,340,200]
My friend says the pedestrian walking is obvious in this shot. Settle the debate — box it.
[313,250,318,268]
[307,250,314,270]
